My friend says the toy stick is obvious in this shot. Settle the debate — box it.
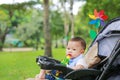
[61,54,71,66]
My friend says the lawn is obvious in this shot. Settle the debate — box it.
[0,48,65,80]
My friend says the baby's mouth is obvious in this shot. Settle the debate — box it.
[67,54,72,58]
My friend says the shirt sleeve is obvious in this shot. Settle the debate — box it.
[76,58,88,68]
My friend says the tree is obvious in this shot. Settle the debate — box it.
[60,0,70,47]
[58,0,85,45]
[43,0,52,57]
[50,11,64,48]
[70,0,74,38]
[0,10,10,51]
[0,1,37,51]
[15,9,43,49]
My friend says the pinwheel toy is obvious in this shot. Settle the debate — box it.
[88,9,108,39]
[89,9,108,28]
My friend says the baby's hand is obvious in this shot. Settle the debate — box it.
[72,64,84,70]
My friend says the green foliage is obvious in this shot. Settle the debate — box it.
[0,1,39,50]
[0,9,9,21]
[2,0,120,50]
[50,10,64,39]
[75,0,120,45]
[74,8,92,45]
[83,0,120,20]
[15,9,43,47]
[0,9,11,30]
[0,1,37,27]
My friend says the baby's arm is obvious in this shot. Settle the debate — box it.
[71,64,85,70]
[35,69,46,80]
[72,58,88,70]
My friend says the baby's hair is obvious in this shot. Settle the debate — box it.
[70,37,86,50]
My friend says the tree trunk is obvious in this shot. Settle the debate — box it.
[43,0,52,57]
[0,26,8,51]
[0,34,6,51]
[0,40,3,51]
[55,34,58,48]
[61,0,70,47]
[70,0,74,38]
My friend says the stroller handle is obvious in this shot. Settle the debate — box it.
[36,56,73,74]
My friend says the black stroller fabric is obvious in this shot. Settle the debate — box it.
[36,17,120,80]
[97,40,120,80]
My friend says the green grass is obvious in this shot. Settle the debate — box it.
[0,48,65,80]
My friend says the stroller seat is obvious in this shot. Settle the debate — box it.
[36,17,120,80]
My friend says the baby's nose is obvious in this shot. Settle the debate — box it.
[68,50,72,53]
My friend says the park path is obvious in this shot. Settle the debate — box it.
[3,48,34,52]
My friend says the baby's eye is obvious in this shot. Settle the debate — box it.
[67,48,70,50]
[73,49,76,51]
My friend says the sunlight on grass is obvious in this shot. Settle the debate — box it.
[0,48,65,80]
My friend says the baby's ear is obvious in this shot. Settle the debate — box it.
[80,49,84,53]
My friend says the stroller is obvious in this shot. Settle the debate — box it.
[36,17,120,80]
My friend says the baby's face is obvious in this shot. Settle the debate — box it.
[66,41,84,59]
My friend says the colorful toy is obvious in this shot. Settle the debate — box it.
[61,54,71,66]
[88,9,108,40]
[89,9,108,28]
